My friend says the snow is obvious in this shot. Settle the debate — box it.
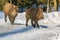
[43,12,60,24]
[0,11,60,40]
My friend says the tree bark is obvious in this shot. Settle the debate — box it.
[53,0,58,11]
[49,0,52,12]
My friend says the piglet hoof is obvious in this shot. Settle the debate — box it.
[11,24,14,25]
[26,24,28,27]
[37,25,39,28]
[32,24,36,28]
[11,22,14,25]
[37,26,39,28]
[26,26,28,27]
[5,21,7,22]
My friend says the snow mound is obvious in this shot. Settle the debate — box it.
[1,11,60,24]
[43,12,60,24]
[0,12,60,40]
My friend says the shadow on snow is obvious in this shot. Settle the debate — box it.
[40,25,48,28]
[0,25,48,37]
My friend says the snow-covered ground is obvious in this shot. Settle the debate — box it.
[0,11,60,40]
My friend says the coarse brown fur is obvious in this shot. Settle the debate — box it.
[3,2,18,24]
[26,7,44,28]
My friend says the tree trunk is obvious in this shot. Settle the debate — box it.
[47,0,49,13]
[53,0,58,11]
[49,0,52,12]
